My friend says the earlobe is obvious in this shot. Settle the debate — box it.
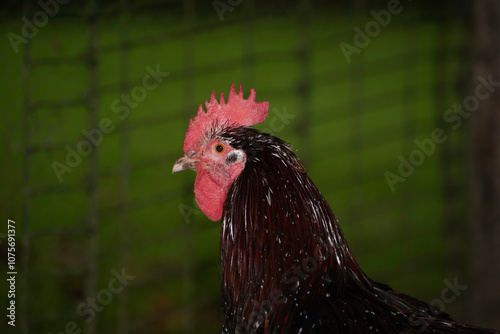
[226,150,244,165]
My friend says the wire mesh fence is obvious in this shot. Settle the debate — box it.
[2,0,499,333]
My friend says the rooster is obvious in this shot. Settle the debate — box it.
[172,83,499,334]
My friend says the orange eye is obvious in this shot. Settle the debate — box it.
[215,144,225,154]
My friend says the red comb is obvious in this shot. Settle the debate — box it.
[182,82,269,154]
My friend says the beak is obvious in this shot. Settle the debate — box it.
[172,155,199,174]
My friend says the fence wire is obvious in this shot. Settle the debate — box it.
[9,0,488,333]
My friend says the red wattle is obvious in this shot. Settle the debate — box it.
[194,168,226,221]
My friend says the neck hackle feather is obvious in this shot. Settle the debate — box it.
[219,127,498,334]
[182,84,500,334]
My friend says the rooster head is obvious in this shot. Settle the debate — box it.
[172,83,269,221]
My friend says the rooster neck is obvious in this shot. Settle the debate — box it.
[215,129,482,334]
[218,128,368,332]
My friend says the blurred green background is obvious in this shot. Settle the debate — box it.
[1,0,499,333]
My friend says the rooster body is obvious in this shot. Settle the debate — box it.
[173,84,500,334]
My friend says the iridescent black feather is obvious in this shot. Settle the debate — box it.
[218,127,499,334]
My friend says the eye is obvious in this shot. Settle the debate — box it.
[215,144,225,154]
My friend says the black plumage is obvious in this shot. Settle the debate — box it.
[218,127,499,334]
